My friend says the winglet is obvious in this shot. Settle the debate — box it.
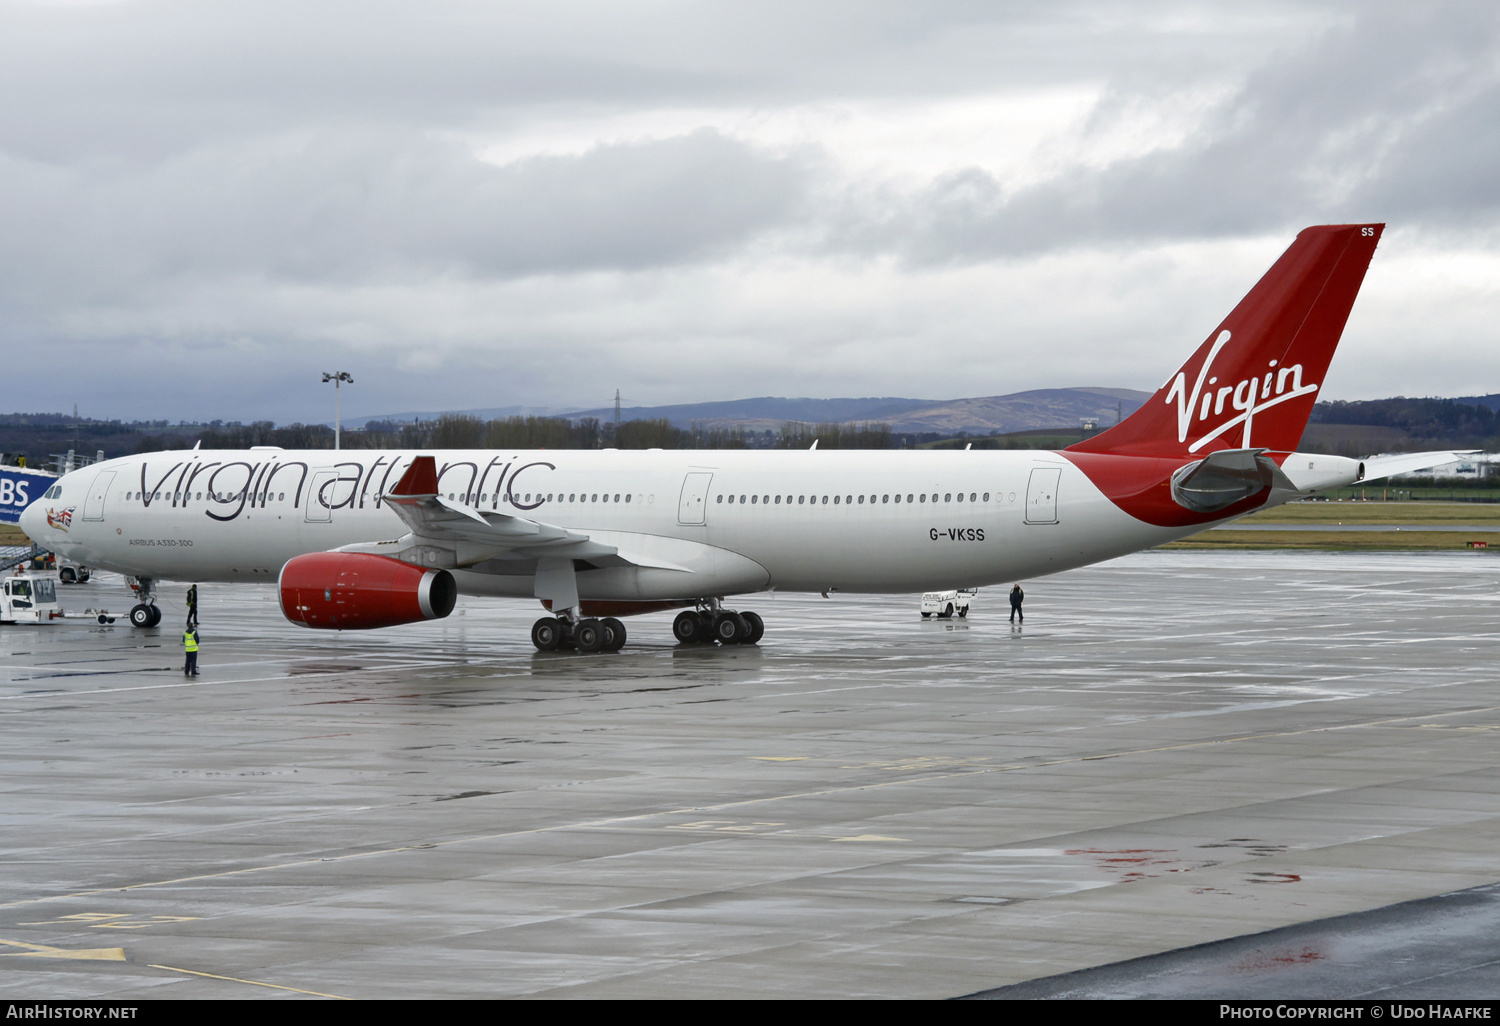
[388,455,439,499]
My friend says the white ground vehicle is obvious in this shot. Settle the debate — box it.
[1,573,61,623]
[58,558,90,584]
[920,589,973,619]
[1,571,115,625]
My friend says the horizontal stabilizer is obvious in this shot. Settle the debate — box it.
[1359,450,1474,483]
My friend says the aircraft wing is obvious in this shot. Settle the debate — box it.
[333,455,687,572]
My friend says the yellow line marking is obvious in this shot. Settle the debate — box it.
[148,964,350,999]
[0,938,124,961]
[22,912,202,927]
[58,913,129,922]
[3,701,1497,914]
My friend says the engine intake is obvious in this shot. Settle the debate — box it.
[278,552,457,630]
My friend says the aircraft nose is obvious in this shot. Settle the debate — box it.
[19,494,45,540]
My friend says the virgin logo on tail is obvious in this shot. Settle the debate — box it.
[1068,224,1381,461]
[1165,329,1319,453]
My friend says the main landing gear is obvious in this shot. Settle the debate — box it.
[527,600,766,652]
[127,577,162,629]
[530,612,627,653]
[672,603,764,647]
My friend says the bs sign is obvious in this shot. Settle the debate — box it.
[0,467,54,525]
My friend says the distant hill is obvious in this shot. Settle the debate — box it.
[1454,394,1500,413]
[456,387,1152,436]
[7,389,1495,466]
[557,396,938,433]
[1300,396,1500,456]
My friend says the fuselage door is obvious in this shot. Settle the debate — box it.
[677,472,714,526]
[305,469,337,523]
[82,470,115,521]
[1024,467,1060,525]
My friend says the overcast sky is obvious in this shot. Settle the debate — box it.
[3,0,1497,425]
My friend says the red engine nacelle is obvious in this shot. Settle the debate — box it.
[278,552,457,630]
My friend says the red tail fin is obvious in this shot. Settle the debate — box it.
[1068,224,1383,457]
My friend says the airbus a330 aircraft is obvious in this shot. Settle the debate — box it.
[22,224,1454,651]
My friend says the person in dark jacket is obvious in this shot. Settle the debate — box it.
[1009,584,1024,623]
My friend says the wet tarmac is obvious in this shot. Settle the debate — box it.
[3,550,1498,999]
[967,882,1500,999]
[1218,523,1500,532]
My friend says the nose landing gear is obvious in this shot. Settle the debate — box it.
[127,577,162,628]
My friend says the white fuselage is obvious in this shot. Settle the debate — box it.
[24,447,1233,602]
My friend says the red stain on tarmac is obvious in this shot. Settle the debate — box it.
[1066,848,1190,883]
[1231,947,1326,973]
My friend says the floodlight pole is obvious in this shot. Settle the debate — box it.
[322,371,353,449]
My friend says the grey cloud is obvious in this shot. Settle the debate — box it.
[824,1,1500,261]
[0,0,1296,167]
[2,0,1496,422]
[0,128,810,309]
[0,2,723,163]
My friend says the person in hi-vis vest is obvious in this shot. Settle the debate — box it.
[183,626,200,676]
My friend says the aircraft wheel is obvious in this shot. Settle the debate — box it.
[531,616,563,651]
[673,610,705,644]
[129,603,154,628]
[59,567,76,584]
[713,612,748,644]
[574,618,605,653]
[741,611,764,645]
[147,604,162,627]
[601,617,627,652]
